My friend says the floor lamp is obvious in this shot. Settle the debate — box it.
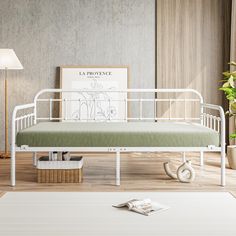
[0,49,23,158]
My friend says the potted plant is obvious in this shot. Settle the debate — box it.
[219,61,236,169]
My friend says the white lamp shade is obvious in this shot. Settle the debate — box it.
[0,49,23,70]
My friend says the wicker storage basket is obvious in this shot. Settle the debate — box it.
[37,156,83,183]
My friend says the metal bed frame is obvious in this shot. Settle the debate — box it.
[11,89,226,187]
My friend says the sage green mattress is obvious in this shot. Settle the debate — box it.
[16,122,220,147]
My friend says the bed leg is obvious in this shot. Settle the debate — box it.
[11,145,16,187]
[116,151,120,186]
[200,151,204,166]
[221,149,226,187]
[33,152,37,166]
[182,152,186,162]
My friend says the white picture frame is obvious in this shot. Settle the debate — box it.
[60,66,129,121]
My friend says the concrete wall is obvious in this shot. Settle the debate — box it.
[0,0,155,150]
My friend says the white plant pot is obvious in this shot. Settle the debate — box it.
[227,145,236,169]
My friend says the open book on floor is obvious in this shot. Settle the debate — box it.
[113,198,169,216]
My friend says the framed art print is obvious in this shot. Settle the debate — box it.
[60,66,129,121]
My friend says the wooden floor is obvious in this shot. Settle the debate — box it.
[0,152,236,193]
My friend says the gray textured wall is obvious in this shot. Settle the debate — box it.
[0,0,155,150]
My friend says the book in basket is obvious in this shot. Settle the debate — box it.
[113,198,169,216]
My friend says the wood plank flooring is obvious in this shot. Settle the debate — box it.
[0,152,236,192]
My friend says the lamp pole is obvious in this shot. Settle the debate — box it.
[5,67,9,157]
[0,68,10,158]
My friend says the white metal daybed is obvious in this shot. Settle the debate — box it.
[11,89,226,186]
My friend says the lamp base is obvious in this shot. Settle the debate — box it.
[0,152,11,159]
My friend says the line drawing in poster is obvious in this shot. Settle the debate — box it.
[71,79,118,121]
[60,67,128,121]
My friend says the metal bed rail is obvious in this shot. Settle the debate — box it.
[33,88,204,123]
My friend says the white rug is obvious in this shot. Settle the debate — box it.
[0,192,235,236]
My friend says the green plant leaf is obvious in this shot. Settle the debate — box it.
[223,71,231,78]
[227,96,234,101]
[229,61,236,66]
[222,82,230,88]
[230,133,236,139]
[231,102,236,109]
[219,87,232,93]
[220,63,236,116]
[229,75,235,88]
[229,102,236,115]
